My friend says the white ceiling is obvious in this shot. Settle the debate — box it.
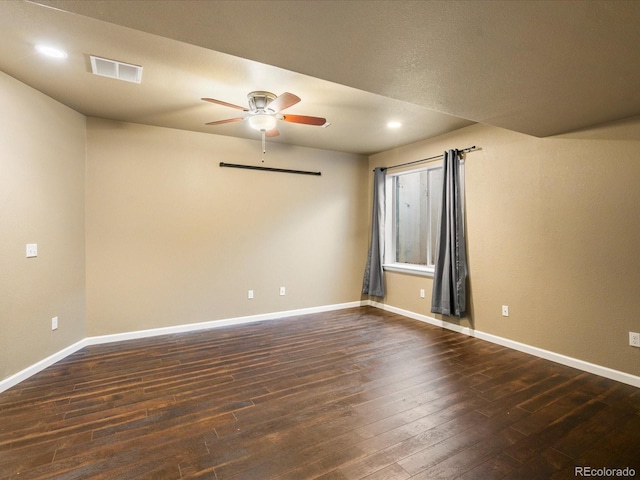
[2,0,639,156]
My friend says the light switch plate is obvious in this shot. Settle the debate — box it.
[26,244,38,258]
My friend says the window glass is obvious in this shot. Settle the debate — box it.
[385,162,457,275]
[394,170,429,265]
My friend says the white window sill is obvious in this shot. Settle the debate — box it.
[383,263,434,278]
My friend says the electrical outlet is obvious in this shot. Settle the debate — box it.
[279,286,286,296]
[52,316,58,330]
[248,290,254,299]
[419,289,425,298]
[630,332,640,348]
[502,305,509,317]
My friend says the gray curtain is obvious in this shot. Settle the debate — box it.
[431,150,468,317]
[362,167,386,297]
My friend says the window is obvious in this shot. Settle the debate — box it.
[383,161,464,276]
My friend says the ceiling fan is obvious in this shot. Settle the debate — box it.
[202,91,327,138]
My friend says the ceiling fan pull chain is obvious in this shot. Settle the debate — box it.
[261,130,266,162]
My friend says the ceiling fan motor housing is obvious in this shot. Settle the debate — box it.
[248,91,277,113]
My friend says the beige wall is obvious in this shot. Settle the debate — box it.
[370,118,640,377]
[0,72,86,380]
[3,67,638,385]
[85,118,369,336]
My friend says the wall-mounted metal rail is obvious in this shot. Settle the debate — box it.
[219,162,321,176]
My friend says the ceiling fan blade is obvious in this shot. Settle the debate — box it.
[205,117,244,126]
[268,92,301,112]
[202,98,248,111]
[265,127,280,137]
[281,114,327,126]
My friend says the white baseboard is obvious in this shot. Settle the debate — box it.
[0,339,89,394]
[367,300,640,389]
[2,300,637,393]
[85,301,364,346]
[0,301,363,394]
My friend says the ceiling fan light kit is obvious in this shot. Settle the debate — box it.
[248,113,277,131]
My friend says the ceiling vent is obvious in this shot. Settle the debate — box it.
[90,55,142,84]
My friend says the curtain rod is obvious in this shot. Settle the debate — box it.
[220,162,321,176]
[380,145,477,172]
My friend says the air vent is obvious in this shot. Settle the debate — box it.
[90,55,142,84]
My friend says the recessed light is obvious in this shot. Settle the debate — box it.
[35,44,68,59]
[387,121,402,129]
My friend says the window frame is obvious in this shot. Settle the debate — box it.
[382,159,464,277]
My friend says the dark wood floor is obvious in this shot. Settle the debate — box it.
[1,307,639,479]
